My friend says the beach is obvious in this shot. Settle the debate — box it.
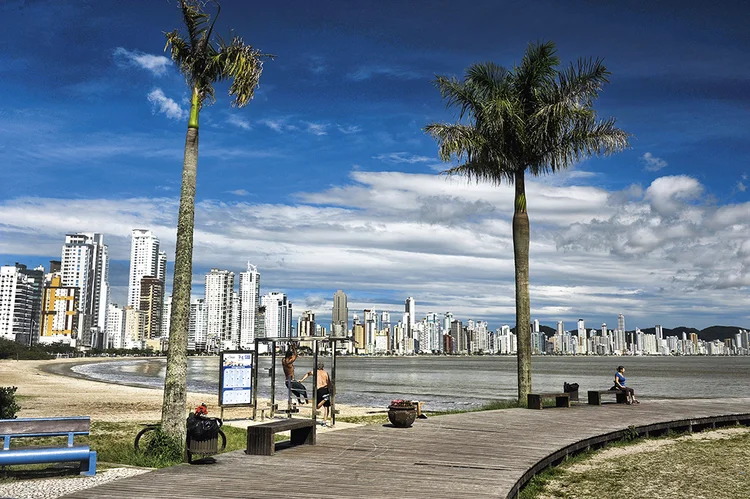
[0,358,381,422]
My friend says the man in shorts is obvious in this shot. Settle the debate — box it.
[282,343,308,404]
[300,361,333,426]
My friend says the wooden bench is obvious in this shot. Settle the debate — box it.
[0,416,97,476]
[246,418,315,456]
[588,389,628,405]
[527,392,570,410]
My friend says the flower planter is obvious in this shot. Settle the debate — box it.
[387,406,417,428]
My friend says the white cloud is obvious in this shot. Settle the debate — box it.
[305,122,328,136]
[147,88,186,121]
[337,125,362,134]
[373,152,433,164]
[347,65,423,81]
[260,118,298,133]
[641,152,668,172]
[737,181,746,192]
[113,47,171,76]
[226,114,251,130]
[228,189,249,196]
[2,172,749,329]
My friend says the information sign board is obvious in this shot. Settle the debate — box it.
[219,351,253,407]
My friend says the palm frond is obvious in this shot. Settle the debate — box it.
[178,0,211,47]
[216,36,268,107]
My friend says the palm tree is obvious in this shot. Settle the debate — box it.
[424,41,629,402]
[161,0,269,447]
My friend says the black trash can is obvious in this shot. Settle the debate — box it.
[186,414,224,463]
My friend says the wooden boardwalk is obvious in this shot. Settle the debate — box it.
[64,398,750,499]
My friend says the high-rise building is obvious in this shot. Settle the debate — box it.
[123,306,145,348]
[364,309,377,353]
[188,298,207,351]
[261,292,292,338]
[405,297,415,325]
[298,310,315,337]
[332,290,348,337]
[205,269,235,348]
[106,304,125,349]
[127,230,160,308]
[139,277,164,339]
[0,266,34,342]
[162,295,172,339]
[40,273,80,340]
[12,263,44,346]
[239,263,261,349]
[157,251,168,283]
[618,313,625,332]
[61,233,109,338]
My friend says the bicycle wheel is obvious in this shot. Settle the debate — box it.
[218,429,227,451]
[134,425,159,452]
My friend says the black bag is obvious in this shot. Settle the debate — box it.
[563,382,579,393]
[186,413,222,441]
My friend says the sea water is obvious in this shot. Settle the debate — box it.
[72,355,750,411]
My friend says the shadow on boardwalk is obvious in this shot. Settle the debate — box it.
[63,398,750,499]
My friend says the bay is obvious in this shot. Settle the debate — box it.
[72,355,750,411]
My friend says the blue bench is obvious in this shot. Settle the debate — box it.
[0,416,97,476]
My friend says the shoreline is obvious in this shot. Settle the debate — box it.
[0,357,381,422]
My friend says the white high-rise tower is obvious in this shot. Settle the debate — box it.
[61,233,109,334]
[127,230,160,308]
[205,269,235,348]
[261,292,292,338]
[239,263,261,349]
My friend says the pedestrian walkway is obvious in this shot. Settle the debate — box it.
[63,397,750,499]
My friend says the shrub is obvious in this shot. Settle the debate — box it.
[0,386,21,419]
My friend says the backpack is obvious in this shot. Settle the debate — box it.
[563,382,579,393]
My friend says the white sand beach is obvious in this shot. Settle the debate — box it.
[0,357,380,422]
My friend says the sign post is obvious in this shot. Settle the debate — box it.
[219,351,254,418]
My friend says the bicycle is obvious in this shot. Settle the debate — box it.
[134,423,227,463]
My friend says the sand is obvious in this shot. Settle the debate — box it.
[0,357,381,423]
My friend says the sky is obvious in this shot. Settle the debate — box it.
[1,0,749,331]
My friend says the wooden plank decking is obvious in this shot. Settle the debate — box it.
[63,398,750,499]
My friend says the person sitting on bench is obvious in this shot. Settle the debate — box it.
[614,365,639,404]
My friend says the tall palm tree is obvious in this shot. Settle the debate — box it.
[424,41,629,402]
[161,0,269,446]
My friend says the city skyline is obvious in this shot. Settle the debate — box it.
[2,1,749,330]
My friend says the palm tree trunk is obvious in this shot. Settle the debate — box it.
[513,169,531,403]
[161,87,200,450]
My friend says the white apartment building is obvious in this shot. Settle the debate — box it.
[162,295,172,339]
[0,266,34,341]
[106,304,125,349]
[261,292,292,338]
[188,298,207,351]
[239,263,260,349]
[61,233,109,334]
[127,229,160,308]
[205,269,234,347]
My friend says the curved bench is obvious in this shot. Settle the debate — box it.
[507,412,750,498]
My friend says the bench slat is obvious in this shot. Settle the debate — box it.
[0,417,90,435]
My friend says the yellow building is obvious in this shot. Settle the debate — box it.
[40,274,80,338]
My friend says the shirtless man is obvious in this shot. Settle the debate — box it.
[300,362,333,426]
[282,343,307,404]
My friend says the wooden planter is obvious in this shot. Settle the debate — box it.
[388,406,417,428]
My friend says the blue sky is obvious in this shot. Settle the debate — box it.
[1,0,749,331]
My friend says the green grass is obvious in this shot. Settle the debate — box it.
[0,420,251,476]
[520,426,750,499]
